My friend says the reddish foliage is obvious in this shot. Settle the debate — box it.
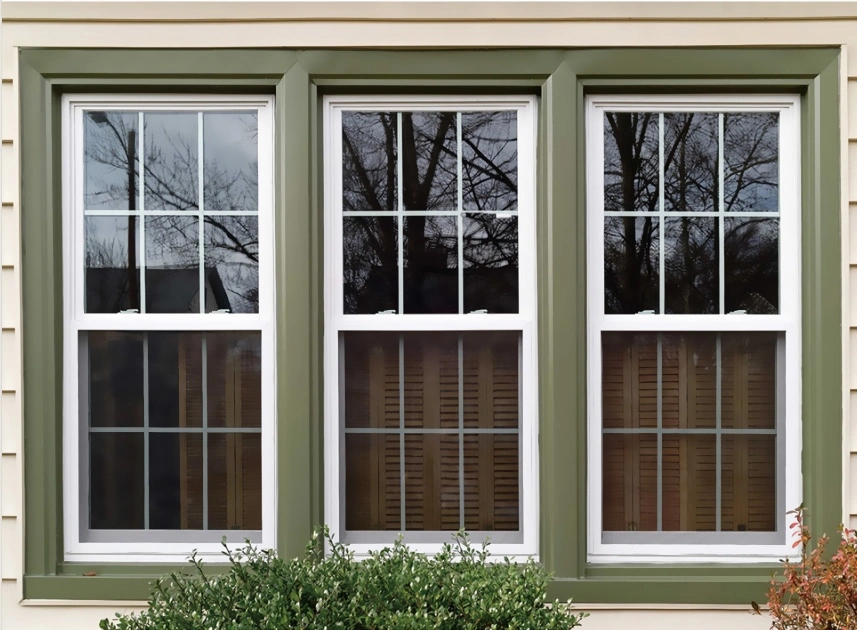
[758,507,857,630]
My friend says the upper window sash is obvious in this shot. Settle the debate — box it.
[65,95,275,329]
[586,95,801,333]
[325,96,537,328]
[585,94,802,563]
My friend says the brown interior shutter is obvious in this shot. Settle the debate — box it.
[345,332,520,533]
[602,332,776,533]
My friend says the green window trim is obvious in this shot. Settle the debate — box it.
[19,47,841,604]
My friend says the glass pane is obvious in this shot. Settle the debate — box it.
[90,432,144,529]
[724,112,779,213]
[203,112,258,212]
[604,216,659,314]
[664,216,718,314]
[403,215,457,314]
[603,112,659,213]
[149,433,204,530]
[722,435,776,531]
[207,433,263,530]
[148,332,203,429]
[602,434,658,532]
[462,111,517,212]
[663,113,718,213]
[343,216,398,314]
[84,111,139,210]
[462,332,519,429]
[402,332,459,430]
[604,332,774,432]
[721,333,778,430]
[601,333,659,429]
[207,332,262,429]
[345,433,402,530]
[204,216,259,313]
[342,112,397,212]
[143,112,199,211]
[145,216,200,313]
[463,214,518,313]
[85,216,141,313]
[85,331,144,428]
[404,433,460,530]
[342,332,401,430]
[661,333,717,429]
[724,217,779,314]
[463,434,519,531]
[662,435,717,531]
[402,112,457,211]
[341,331,523,534]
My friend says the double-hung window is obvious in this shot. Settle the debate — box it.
[62,95,275,562]
[586,95,801,562]
[324,96,538,556]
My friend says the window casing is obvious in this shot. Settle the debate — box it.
[586,94,802,563]
[323,96,538,557]
[61,94,276,562]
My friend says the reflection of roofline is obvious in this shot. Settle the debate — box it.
[86,267,232,311]
[205,267,231,311]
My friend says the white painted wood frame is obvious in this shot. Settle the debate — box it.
[323,95,539,559]
[586,94,802,563]
[61,94,277,562]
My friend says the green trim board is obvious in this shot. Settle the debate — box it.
[18,47,841,604]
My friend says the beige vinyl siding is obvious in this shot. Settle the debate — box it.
[0,2,852,627]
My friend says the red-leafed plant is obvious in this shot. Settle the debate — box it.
[755,507,857,630]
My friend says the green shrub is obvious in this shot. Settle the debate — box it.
[100,530,587,629]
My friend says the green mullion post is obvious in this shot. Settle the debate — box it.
[277,62,316,560]
[538,60,584,581]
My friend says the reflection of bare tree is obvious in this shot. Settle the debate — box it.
[604,112,779,314]
[84,112,259,313]
[342,111,518,314]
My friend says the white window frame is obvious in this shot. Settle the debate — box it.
[586,94,802,563]
[323,95,539,559]
[61,94,276,563]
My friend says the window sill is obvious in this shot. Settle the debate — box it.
[23,560,232,600]
[550,571,778,605]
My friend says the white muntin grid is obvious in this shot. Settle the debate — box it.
[62,94,276,562]
[324,95,539,558]
[586,94,802,563]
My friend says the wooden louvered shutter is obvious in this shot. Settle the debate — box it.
[179,333,263,531]
[721,334,777,532]
[602,332,777,533]
[462,333,520,532]
[602,333,658,532]
[179,334,204,529]
[344,335,402,530]
[344,332,520,532]
[402,335,460,531]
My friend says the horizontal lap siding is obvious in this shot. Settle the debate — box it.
[1,36,21,618]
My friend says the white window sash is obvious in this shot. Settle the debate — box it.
[323,95,539,558]
[585,94,802,563]
[62,94,277,562]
